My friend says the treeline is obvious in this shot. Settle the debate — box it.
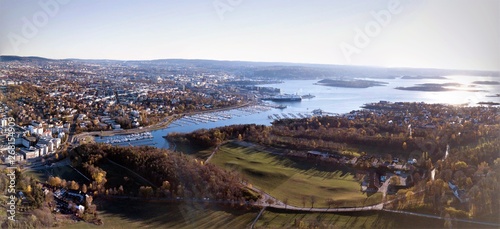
[168,124,268,148]
[168,106,497,163]
[391,139,500,221]
[70,144,258,202]
[428,140,500,219]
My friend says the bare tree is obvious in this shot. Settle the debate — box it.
[325,198,334,209]
[310,195,316,208]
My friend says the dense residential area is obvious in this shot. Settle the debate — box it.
[0,58,281,163]
[0,58,251,132]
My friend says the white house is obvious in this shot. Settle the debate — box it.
[1,118,8,127]
[36,144,48,156]
[28,125,43,135]
[20,147,40,160]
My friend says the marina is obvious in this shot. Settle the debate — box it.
[168,104,272,127]
[267,112,314,120]
[102,132,154,144]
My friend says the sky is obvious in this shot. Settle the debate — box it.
[0,0,499,71]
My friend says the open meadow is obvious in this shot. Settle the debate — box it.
[172,140,215,160]
[209,142,382,208]
[30,165,88,184]
[253,208,469,229]
[65,200,258,229]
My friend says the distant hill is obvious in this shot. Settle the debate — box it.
[0,55,53,62]
[1,55,498,80]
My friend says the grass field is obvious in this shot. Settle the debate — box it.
[254,208,461,229]
[256,209,387,229]
[65,200,258,229]
[30,165,89,184]
[173,140,215,160]
[209,142,382,208]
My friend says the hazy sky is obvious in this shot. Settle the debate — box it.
[0,0,499,71]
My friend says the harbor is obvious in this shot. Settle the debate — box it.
[101,132,154,144]
[168,104,273,127]
[94,76,499,150]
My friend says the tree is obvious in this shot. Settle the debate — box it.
[139,186,154,198]
[25,184,32,194]
[161,181,170,190]
[444,213,452,229]
[30,183,44,208]
[453,161,468,171]
[310,195,316,208]
[81,184,88,193]
[92,171,107,185]
[302,196,307,208]
[389,176,400,186]
[69,180,79,190]
[60,179,67,189]
[405,191,414,206]
[48,176,62,187]
[283,198,289,209]
[325,198,335,209]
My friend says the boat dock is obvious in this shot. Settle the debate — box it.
[168,105,272,127]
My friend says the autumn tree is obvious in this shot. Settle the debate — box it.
[47,176,62,187]
[139,186,154,198]
[81,184,87,193]
[69,180,80,190]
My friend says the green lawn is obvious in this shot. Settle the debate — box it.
[31,165,88,184]
[256,209,386,229]
[172,140,215,160]
[210,142,381,208]
[254,209,458,229]
[65,200,258,229]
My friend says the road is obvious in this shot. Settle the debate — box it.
[382,209,500,227]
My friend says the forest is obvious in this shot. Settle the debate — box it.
[69,144,259,202]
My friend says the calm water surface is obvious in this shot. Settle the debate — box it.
[96,75,500,149]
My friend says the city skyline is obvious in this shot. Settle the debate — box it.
[1,0,499,71]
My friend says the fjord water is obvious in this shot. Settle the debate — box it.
[96,75,500,149]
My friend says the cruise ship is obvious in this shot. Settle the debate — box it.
[301,93,315,99]
[262,94,302,102]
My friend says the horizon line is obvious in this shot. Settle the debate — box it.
[1,54,499,73]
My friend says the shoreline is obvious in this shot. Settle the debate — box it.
[72,101,256,143]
